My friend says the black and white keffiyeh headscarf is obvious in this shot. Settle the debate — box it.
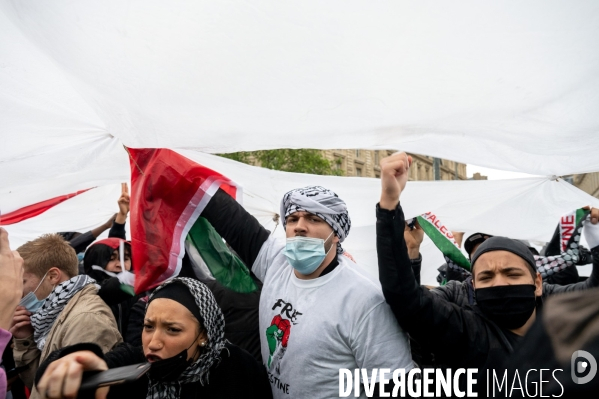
[280,186,351,254]
[146,277,226,399]
[31,274,97,350]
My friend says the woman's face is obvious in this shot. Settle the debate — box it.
[142,298,207,363]
[104,248,131,273]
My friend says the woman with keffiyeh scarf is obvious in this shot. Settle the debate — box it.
[34,277,272,399]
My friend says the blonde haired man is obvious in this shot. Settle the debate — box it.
[11,234,122,397]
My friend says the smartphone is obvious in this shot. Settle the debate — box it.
[79,363,151,392]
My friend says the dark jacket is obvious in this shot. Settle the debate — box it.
[502,287,599,396]
[202,279,262,363]
[81,222,139,339]
[377,203,522,391]
[430,247,599,307]
[35,342,272,399]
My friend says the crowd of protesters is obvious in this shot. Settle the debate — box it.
[1,152,599,398]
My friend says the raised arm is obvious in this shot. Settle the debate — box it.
[200,188,270,269]
[376,153,490,366]
[109,183,129,239]
[543,208,599,295]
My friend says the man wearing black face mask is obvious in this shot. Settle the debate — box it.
[376,152,544,392]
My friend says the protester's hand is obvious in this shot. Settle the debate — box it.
[583,206,599,249]
[115,183,130,225]
[379,152,412,210]
[0,228,24,330]
[404,220,424,259]
[118,183,130,217]
[589,207,599,225]
[37,351,109,399]
[10,306,34,339]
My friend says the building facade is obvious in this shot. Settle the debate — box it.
[571,172,599,199]
[321,149,468,181]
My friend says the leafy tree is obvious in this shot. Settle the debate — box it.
[219,149,343,176]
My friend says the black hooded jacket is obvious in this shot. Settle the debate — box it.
[377,203,523,392]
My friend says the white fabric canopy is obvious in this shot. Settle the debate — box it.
[5,151,599,285]
[2,1,599,284]
[1,0,599,190]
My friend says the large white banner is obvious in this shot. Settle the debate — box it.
[1,0,598,190]
[5,151,599,285]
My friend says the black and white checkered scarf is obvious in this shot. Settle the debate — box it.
[447,214,588,280]
[146,277,226,399]
[280,186,351,254]
[30,274,97,350]
[534,214,587,278]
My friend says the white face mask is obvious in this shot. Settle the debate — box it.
[19,270,51,313]
[91,265,135,287]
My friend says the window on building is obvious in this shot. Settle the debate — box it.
[333,156,343,170]
[356,167,362,177]
[355,149,361,158]
[374,151,379,166]
[375,172,380,179]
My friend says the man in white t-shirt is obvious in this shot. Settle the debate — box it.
[201,185,414,398]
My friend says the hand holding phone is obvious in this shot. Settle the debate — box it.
[37,350,109,399]
[79,363,151,392]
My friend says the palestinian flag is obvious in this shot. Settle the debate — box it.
[417,211,471,271]
[535,208,590,278]
[128,148,253,294]
[559,208,589,252]
[187,217,257,293]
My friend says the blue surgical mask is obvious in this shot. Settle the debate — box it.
[284,232,334,275]
[18,270,50,313]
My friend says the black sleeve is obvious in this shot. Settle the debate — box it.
[430,280,460,302]
[108,221,127,240]
[376,203,489,367]
[543,263,580,285]
[543,246,599,296]
[98,277,134,306]
[124,300,146,348]
[69,231,96,254]
[200,188,270,268]
[210,344,272,399]
[410,253,422,285]
[102,343,146,369]
[542,223,561,256]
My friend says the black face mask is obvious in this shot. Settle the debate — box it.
[148,337,201,382]
[475,284,537,330]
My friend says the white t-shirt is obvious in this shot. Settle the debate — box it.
[252,236,414,399]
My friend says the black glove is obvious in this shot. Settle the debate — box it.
[577,245,593,265]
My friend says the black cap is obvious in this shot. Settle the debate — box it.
[471,236,537,275]
[464,232,493,256]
